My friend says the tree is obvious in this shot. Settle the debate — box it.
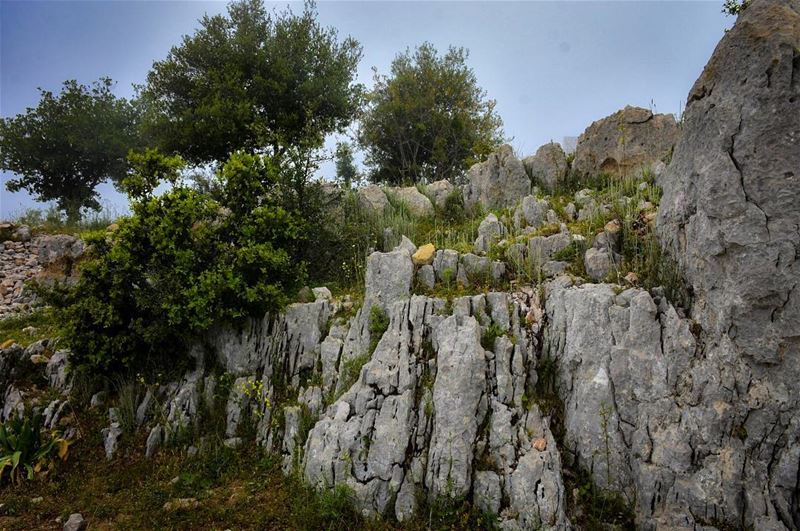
[1,78,140,222]
[43,150,305,376]
[140,0,363,166]
[334,141,358,188]
[358,43,504,185]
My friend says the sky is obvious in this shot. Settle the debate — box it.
[0,0,734,219]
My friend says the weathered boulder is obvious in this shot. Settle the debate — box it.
[357,184,389,215]
[513,196,549,230]
[393,235,417,256]
[523,142,568,192]
[463,145,530,210]
[426,179,455,209]
[411,243,435,266]
[473,214,505,254]
[572,105,679,178]
[390,186,434,217]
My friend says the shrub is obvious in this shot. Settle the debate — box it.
[0,411,71,484]
[42,151,306,377]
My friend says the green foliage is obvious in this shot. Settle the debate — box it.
[1,78,140,222]
[336,354,369,398]
[42,151,306,377]
[359,42,504,184]
[123,148,185,199]
[0,308,62,348]
[334,141,359,189]
[481,322,505,351]
[368,305,390,354]
[722,0,749,15]
[140,0,362,165]
[0,411,71,485]
[11,206,119,238]
[417,493,500,530]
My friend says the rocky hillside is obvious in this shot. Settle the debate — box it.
[0,0,797,529]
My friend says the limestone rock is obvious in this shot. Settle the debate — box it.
[652,2,800,527]
[391,186,434,217]
[427,179,455,209]
[357,184,389,214]
[426,315,486,498]
[523,142,568,192]
[416,265,435,291]
[393,235,417,256]
[514,196,549,229]
[463,145,530,210]
[474,214,505,254]
[102,422,122,459]
[63,513,86,531]
[573,105,679,178]
[584,247,619,281]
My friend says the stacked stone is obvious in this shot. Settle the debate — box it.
[0,237,41,318]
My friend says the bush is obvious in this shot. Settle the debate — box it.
[0,411,71,484]
[42,151,306,377]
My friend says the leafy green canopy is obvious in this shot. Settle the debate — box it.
[45,150,306,376]
[140,0,363,165]
[0,78,140,222]
[358,42,504,185]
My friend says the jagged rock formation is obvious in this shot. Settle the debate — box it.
[523,142,568,192]
[572,106,679,179]
[3,3,798,529]
[653,1,800,528]
[463,145,531,210]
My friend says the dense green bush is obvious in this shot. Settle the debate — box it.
[43,150,306,376]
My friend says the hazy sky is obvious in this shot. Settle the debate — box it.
[0,1,733,218]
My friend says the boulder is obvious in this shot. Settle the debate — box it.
[63,513,86,531]
[364,250,414,312]
[523,142,568,192]
[411,243,435,266]
[357,185,389,215]
[393,235,417,256]
[415,265,435,291]
[473,214,505,254]
[572,106,679,178]
[390,186,434,217]
[463,145,530,210]
[102,423,122,459]
[583,247,618,281]
[426,180,455,209]
[514,196,549,229]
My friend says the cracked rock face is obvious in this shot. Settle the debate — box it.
[655,1,800,528]
[572,106,679,179]
[463,145,531,211]
[303,286,569,528]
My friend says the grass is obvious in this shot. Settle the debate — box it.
[11,206,121,239]
[0,307,63,348]
[0,405,511,530]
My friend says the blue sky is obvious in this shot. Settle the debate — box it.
[0,1,733,219]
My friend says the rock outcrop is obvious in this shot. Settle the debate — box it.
[653,1,800,528]
[523,142,568,192]
[463,145,531,210]
[572,106,679,179]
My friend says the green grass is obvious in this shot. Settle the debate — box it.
[11,206,121,238]
[0,308,63,348]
